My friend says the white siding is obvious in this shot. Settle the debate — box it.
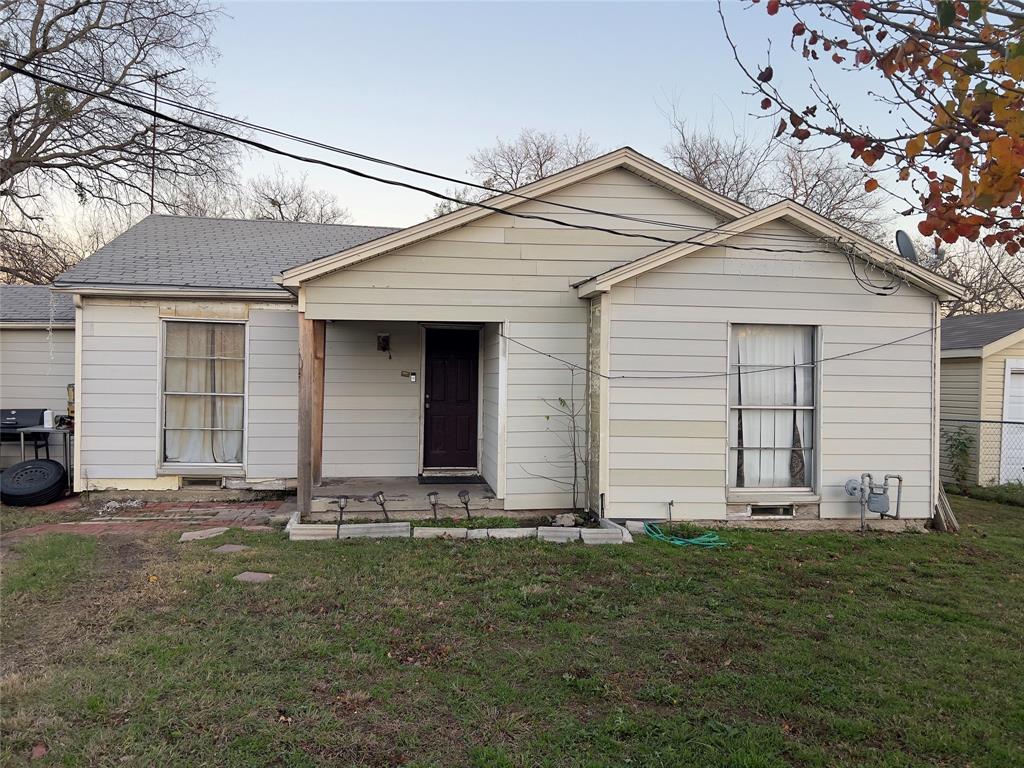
[246,308,298,480]
[78,299,161,486]
[322,321,420,477]
[0,327,75,469]
[303,168,724,509]
[939,356,982,484]
[605,221,938,521]
[481,322,501,494]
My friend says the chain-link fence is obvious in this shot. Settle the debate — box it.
[940,418,1024,487]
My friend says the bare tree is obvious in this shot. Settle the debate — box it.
[243,170,350,224]
[0,0,236,282]
[666,118,890,239]
[926,242,1024,316]
[432,129,599,217]
[664,117,776,206]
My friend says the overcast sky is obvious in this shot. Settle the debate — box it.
[201,1,897,227]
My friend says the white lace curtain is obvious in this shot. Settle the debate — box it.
[163,322,244,464]
[730,325,814,488]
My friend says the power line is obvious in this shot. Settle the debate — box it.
[4,58,861,254]
[15,57,833,246]
[498,325,936,381]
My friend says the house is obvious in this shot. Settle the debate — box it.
[0,285,76,469]
[939,310,1024,486]
[50,148,963,523]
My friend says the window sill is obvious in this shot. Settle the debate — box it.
[727,490,821,504]
[157,464,245,478]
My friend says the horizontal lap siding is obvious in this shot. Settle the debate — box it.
[481,323,501,494]
[303,168,722,509]
[79,300,160,485]
[246,309,298,480]
[607,222,937,520]
[0,328,75,469]
[322,321,420,477]
[939,357,982,484]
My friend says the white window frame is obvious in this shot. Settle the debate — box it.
[157,318,248,474]
[727,323,818,493]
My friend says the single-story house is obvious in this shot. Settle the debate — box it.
[939,310,1024,486]
[0,285,76,469]
[50,148,963,522]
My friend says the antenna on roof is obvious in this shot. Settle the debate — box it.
[895,230,919,263]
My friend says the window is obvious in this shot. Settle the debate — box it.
[162,321,245,465]
[729,324,815,489]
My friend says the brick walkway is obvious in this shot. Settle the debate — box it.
[4,498,286,543]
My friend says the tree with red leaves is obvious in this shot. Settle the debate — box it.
[721,0,1024,257]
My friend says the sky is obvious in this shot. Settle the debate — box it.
[198,1,897,228]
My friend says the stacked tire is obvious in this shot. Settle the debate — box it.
[1,460,67,507]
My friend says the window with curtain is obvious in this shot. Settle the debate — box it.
[162,321,245,465]
[728,324,815,489]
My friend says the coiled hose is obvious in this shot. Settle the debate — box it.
[642,522,728,548]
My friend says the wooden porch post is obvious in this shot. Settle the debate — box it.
[297,312,325,517]
[311,319,326,486]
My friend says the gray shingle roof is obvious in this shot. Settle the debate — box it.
[0,285,75,324]
[54,215,400,293]
[941,310,1024,351]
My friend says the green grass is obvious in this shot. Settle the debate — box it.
[1,496,1021,767]
[952,481,1024,507]
[2,534,97,596]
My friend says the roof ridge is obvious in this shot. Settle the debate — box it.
[148,213,400,230]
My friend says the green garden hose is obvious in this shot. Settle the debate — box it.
[642,522,728,548]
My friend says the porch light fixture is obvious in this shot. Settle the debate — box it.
[427,491,439,519]
[373,490,389,521]
[458,489,471,519]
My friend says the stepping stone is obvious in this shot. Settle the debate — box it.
[178,526,229,542]
[212,544,251,553]
[234,571,274,583]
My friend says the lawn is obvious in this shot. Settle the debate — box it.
[1,496,1021,767]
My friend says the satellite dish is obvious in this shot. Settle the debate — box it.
[895,229,918,263]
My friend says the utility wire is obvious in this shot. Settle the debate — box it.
[5,58,877,256]
[498,325,936,381]
[14,57,835,246]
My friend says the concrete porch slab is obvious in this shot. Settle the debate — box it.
[312,476,500,516]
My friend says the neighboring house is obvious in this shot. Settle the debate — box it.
[0,285,76,469]
[940,310,1024,486]
[50,148,962,523]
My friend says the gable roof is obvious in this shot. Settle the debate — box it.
[0,285,75,327]
[941,310,1024,357]
[54,215,399,297]
[278,147,753,287]
[574,200,964,301]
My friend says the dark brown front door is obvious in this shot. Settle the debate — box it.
[424,328,479,468]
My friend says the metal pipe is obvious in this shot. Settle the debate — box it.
[884,474,903,519]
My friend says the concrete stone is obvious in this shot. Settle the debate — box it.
[212,544,251,553]
[624,520,648,534]
[551,513,577,527]
[581,528,624,545]
[537,526,581,544]
[178,526,229,542]
[487,527,537,539]
[413,526,468,539]
[599,518,633,544]
[466,528,489,540]
[337,522,410,539]
[234,571,274,583]
[289,524,338,541]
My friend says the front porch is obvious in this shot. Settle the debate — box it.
[295,315,507,521]
[307,476,504,521]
